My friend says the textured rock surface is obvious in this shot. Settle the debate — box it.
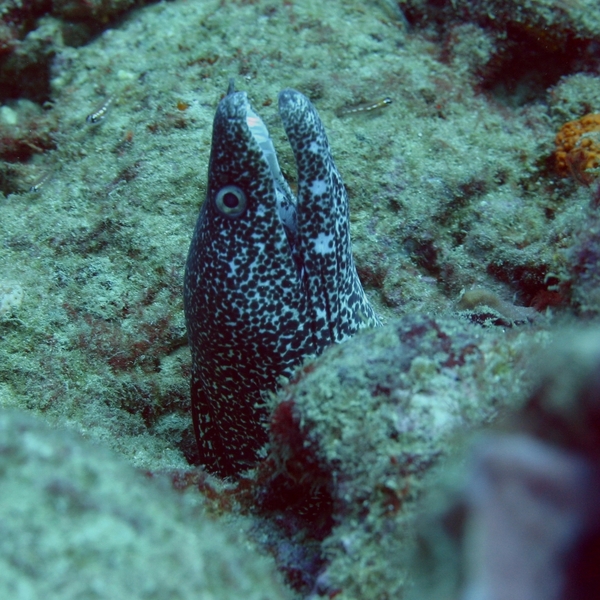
[259,314,545,598]
[0,408,291,600]
[408,327,600,600]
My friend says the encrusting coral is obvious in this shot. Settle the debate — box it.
[555,113,600,184]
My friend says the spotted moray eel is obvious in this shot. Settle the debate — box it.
[183,83,381,477]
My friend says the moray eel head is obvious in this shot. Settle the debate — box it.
[184,84,380,477]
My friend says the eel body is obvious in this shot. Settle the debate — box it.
[183,85,380,477]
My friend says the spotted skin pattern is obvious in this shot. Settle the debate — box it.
[184,87,381,477]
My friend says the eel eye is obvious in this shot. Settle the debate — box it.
[214,185,247,217]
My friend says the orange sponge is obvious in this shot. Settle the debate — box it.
[555,113,600,184]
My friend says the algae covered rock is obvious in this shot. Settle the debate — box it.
[260,314,540,598]
[409,327,600,600]
[0,408,291,600]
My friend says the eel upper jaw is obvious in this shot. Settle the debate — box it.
[243,97,303,276]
